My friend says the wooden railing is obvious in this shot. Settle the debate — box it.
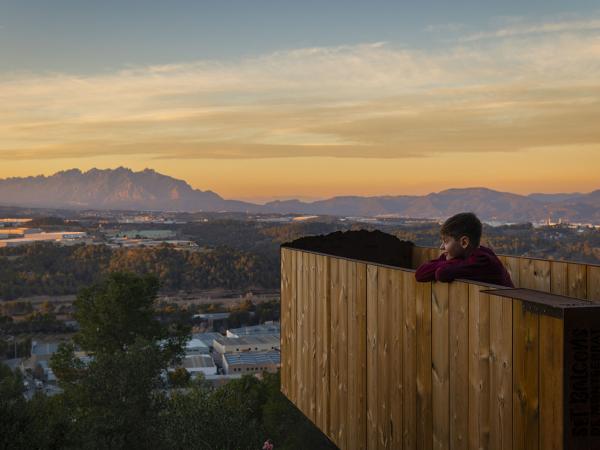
[280,245,600,450]
[412,246,600,301]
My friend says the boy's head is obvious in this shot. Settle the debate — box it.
[439,212,482,259]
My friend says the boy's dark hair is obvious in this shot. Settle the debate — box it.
[440,212,482,247]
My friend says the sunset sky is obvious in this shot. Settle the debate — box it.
[1,1,600,203]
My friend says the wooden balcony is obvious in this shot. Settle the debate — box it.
[280,244,600,450]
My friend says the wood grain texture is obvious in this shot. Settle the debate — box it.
[468,284,490,450]
[449,282,469,450]
[347,261,367,450]
[280,248,291,398]
[416,281,433,450]
[567,263,587,300]
[431,282,449,450]
[290,249,299,406]
[377,267,391,449]
[503,257,520,288]
[519,258,550,292]
[489,295,512,450]
[307,252,317,422]
[588,265,600,303]
[403,272,417,450]
[300,251,309,417]
[328,256,340,445]
[512,301,539,450]
[550,261,568,296]
[366,264,379,450]
[338,258,349,449]
[539,314,563,450]
[315,254,330,434]
[390,269,404,449]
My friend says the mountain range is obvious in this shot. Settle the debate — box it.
[1,167,599,223]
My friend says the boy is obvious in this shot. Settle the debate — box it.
[415,212,514,287]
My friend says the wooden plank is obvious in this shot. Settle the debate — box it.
[518,258,534,290]
[329,256,340,445]
[296,250,304,411]
[347,261,367,450]
[347,260,357,450]
[539,315,563,450]
[280,248,290,397]
[390,269,403,449]
[431,282,449,450]
[299,251,309,417]
[403,271,417,450]
[468,284,490,450]
[489,295,512,450]
[315,254,330,434]
[512,300,539,450]
[567,262,587,300]
[550,261,568,296]
[449,282,469,450]
[377,267,391,449]
[366,264,379,450]
[338,258,349,449]
[308,252,317,423]
[416,281,433,450]
[290,249,298,406]
[503,257,520,288]
[587,265,600,303]
[519,258,550,292]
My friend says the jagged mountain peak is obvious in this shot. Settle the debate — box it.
[0,167,253,212]
[0,168,599,221]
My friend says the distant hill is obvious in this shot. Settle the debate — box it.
[0,167,261,213]
[1,168,599,223]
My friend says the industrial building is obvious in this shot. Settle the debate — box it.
[226,322,280,338]
[0,231,88,247]
[185,338,210,354]
[212,334,280,355]
[222,351,280,375]
[180,354,217,378]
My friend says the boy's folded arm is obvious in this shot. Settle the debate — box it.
[415,254,448,282]
[434,253,489,282]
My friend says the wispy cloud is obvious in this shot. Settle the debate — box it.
[1,15,600,162]
[460,18,600,42]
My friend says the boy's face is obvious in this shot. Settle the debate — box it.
[439,234,470,260]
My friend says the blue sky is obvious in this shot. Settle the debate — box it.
[2,0,598,72]
[1,1,600,201]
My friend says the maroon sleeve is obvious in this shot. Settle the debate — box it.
[434,252,490,282]
[415,253,448,282]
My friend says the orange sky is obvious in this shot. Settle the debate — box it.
[2,18,600,202]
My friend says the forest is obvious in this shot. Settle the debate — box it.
[1,218,599,300]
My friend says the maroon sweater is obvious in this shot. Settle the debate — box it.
[415,245,514,287]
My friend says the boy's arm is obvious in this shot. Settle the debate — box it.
[415,253,448,282]
[434,253,489,282]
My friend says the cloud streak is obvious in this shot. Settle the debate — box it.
[460,17,600,41]
[1,16,600,161]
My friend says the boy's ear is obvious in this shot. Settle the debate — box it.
[460,235,470,248]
